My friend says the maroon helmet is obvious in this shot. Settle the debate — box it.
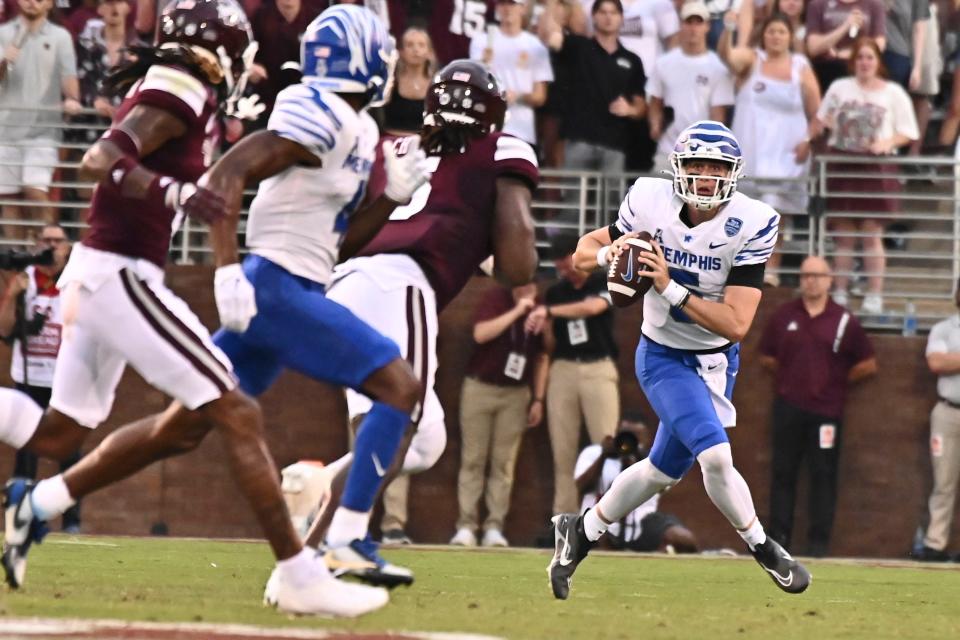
[157,0,256,106]
[423,59,507,155]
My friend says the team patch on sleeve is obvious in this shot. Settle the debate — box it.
[493,134,540,189]
[268,85,344,160]
[137,65,207,120]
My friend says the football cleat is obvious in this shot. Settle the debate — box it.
[263,556,389,617]
[547,513,594,600]
[2,478,50,589]
[751,537,812,594]
[325,535,414,588]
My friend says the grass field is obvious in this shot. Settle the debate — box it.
[1,534,958,639]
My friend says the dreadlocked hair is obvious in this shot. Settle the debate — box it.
[102,44,224,99]
[422,117,488,156]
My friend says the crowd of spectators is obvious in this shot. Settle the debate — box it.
[0,0,958,314]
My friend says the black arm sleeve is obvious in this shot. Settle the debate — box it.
[608,223,624,241]
[725,262,766,289]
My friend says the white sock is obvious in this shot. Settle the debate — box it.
[595,458,677,525]
[582,508,608,542]
[697,443,763,546]
[738,518,767,551]
[277,547,325,587]
[0,388,42,449]
[326,507,371,547]
[31,475,76,522]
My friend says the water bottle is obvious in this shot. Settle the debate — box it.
[902,300,917,337]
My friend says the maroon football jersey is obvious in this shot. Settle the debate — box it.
[84,65,221,267]
[359,132,539,311]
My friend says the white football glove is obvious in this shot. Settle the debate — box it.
[214,263,257,333]
[383,135,430,204]
[231,94,267,122]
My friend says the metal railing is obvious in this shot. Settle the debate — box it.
[0,113,958,330]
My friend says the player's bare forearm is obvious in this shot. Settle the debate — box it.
[81,105,186,194]
[679,286,761,343]
[574,227,612,272]
[204,132,320,266]
[208,208,242,267]
[493,177,537,285]
[338,195,398,262]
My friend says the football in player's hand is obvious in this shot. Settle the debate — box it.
[607,231,654,308]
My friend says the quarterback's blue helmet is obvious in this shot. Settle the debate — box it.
[299,5,396,106]
[669,120,744,210]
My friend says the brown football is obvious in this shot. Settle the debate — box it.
[606,231,654,308]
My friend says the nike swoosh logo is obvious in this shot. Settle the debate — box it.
[558,526,573,566]
[372,453,386,478]
[11,493,30,531]
[620,248,634,282]
[763,567,794,587]
[709,242,727,249]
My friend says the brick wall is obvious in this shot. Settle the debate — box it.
[1,266,953,558]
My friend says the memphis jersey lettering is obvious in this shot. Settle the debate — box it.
[245,83,379,285]
[615,178,779,350]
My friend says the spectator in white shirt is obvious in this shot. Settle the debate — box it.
[647,1,735,170]
[813,37,918,315]
[471,0,554,146]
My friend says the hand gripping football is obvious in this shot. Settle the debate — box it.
[607,231,654,308]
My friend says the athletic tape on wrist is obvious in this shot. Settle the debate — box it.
[596,245,611,268]
[662,280,690,308]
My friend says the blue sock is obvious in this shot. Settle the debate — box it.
[341,402,409,512]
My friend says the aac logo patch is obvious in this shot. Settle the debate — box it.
[724,217,743,237]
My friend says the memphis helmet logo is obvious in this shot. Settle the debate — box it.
[300,4,394,104]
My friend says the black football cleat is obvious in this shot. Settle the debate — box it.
[751,537,811,594]
[547,513,594,600]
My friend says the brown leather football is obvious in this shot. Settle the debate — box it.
[606,231,654,308]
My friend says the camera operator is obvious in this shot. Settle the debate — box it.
[0,223,81,533]
[574,413,698,553]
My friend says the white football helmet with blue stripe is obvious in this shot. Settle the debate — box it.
[669,120,744,211]
[300,5,396,107]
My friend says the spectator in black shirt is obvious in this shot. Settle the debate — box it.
[527,234,620,516]
[248,0,324,127]
[382,25,435,135]
[537,0,647,175]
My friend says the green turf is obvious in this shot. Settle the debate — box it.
[1,535,958,639]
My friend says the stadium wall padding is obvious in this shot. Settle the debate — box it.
[0,266,951,558]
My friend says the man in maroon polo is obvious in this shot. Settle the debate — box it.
[759,255,877,557]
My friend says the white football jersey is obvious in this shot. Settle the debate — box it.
[246,83,380,285]
[614,177,779,350]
